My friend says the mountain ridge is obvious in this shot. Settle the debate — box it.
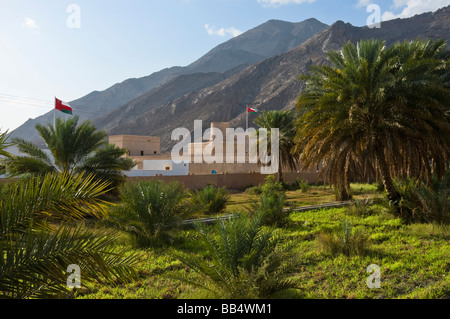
[102,5,450,152]
[11,18,328,143]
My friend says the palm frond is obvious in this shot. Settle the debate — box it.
[0,225,139,299]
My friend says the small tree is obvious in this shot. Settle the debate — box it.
[107,180,188,247]
[254,110,298,183]
[0,172,138,299]
[174,213,299,299]
[4,116,135,192]
[249,175,291,227]
[0,130,12,176]
[296,39,450,203]
[189,185,230,216]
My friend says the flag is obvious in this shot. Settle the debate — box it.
[55,97,73,115]
[247,106,258,113]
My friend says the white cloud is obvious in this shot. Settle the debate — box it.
[355,0,450,22]
[204,24,243,37]
[383,0,450,21]
[356,0,373,8]
[257,0,317,7]
[23,18,38,29]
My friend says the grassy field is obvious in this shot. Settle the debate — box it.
[69,183,450,299]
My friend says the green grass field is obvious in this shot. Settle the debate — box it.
[69,183,450,299]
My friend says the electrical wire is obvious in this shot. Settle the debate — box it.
[0,93,101,114]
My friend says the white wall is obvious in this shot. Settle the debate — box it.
[127,160,189,177]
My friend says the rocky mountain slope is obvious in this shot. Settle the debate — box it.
[101,6,450,152]
[11,18,328,143]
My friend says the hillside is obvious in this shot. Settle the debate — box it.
[11,18,328,143]
[103,6,450,152]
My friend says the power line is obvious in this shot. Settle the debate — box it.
[0,94,100,114]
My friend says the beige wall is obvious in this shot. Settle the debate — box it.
[126,172,320,191]
[109,135,161,157]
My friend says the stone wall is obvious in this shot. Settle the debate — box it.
[126,172,320,191]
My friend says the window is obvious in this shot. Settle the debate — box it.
[141,151,144,156]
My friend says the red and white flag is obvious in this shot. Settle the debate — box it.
[247,106,258,113]
[55,97,73,115]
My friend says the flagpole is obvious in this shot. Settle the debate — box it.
[246,106,248,131]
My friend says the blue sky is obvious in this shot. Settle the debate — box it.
[1,0,449,131]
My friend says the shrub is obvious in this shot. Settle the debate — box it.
[189,185,229,216]
[317,220,369,256]
[392,173,450,224]
[107,180,188,247]
[249,175,291,227]
[249,193,291,227]
[173,213,299,299]
[245,184,262,195]
[296,178,310,193]
[260,175,284,196]
[346,198,376,217]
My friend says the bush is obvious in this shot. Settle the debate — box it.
[392,173,450,225]
[249,175,291,227]
[189,185,229,216]
[296,178,310,193]
[174,213,299,299]
[260,175,284,196]
[346,198,376,217]
[249,193,291,227]
[107,180,188,247]
[317,220,369,256]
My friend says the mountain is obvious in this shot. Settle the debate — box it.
[185,18,328,73]
[11,18,328,143]
[100,5,450,152]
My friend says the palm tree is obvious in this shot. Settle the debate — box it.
[0,172,139,298]
[0,130,12,158]
[107,180,189,247]
[4,116,135,191]
[254,110,298,183]
[295,39,450,204]
[0,130,12,175]
[174,213,299,299]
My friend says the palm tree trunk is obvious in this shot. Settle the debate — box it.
[278,160,283,184]
[375,144,399,202]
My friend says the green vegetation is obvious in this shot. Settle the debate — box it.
[188,185,230,216]
[295,39,450,204]
[0,173,138,299]
[249,175,291,227]
[0,38,448,300]
[317,220,370,256]
[254,110,298,183]
[62,182,449,300]
[3,116,135,191]
[174,213,299,299]
[393,172,450,225]
[106,180,189,248]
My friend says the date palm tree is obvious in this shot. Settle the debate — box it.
[4,116,135,191]
[174,213,299,299]
[0,172,139,299]
[0,130,13,175]
[254,110,298,183]
[0,130,12,158]
[295,39,450,204]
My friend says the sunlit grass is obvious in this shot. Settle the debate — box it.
[67,183,450,299]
